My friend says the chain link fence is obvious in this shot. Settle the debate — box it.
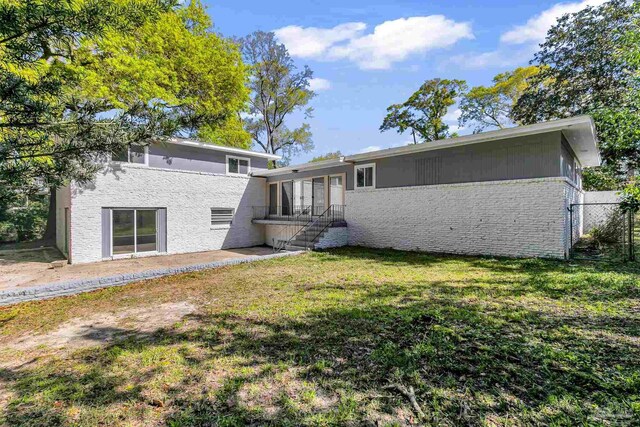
[568,203,635,261]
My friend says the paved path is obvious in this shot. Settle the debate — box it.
[0,250,302,306]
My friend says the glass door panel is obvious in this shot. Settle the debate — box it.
[281,181,293,216]
[312,177,325,215]
[269,183,278,215]
[136,210,157,253]
[113,210,135,255]
[330,176,344,205]
[302,180,313,211]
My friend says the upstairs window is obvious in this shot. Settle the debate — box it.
[211,208,235,225]
[112,145,148,165]
[355,163,375,189]
[227,156,251,175]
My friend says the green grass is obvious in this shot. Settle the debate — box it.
[0,247,639,426]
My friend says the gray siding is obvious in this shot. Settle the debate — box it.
[266,164,354,191]
[264,132,571,191]
[148,143,269,174]
[370,132,562,189]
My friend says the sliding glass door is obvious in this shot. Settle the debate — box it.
[112,209,157,255]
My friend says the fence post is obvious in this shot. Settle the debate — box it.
[630,211,635,261]
[568,205,573,259]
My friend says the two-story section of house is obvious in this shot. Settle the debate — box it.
[55,139,279,264]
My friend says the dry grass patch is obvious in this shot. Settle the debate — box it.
[0,247,639,426]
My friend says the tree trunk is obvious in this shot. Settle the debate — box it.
[42,187,56,243]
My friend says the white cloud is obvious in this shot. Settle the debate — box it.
[274,23,366,58]
[448,0,606,70]
[275,16,473,70]
[359,145,382,153]
[443,107,465,133]
[308,77,331,92]
[448,46,535,70]
[501,0,607,45]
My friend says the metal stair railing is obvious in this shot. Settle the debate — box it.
[273,205,313,252]
[283,205,344,250]
[302,205,335,249]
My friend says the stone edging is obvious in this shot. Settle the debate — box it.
[0,250,304,306]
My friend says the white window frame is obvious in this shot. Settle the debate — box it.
[226,155,251,176]
[110,208,158,257]
[210,207,235,225]
[111,146,149,166]
[354,163,376,190]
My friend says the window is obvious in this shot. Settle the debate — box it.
[355,163,375,189]
[112,145,148,165]
[227,155,250,175]
[211,208,235,225]
[112,209,157,255]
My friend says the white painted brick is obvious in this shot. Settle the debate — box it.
[346,177,581,259]
[315,227,348,249]
[69,164,266,264]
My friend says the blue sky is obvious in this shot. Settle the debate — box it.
[204,0,604,163]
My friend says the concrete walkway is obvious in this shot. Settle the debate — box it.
[0,247,302,306]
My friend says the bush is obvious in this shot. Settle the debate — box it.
[587,208,625,249]
[0,196,48,243]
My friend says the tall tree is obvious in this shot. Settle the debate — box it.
[459,66,541,133]
[380,78,467,143]
[240,31,315,166]
[511,0,640,189]
[0,0,250,241]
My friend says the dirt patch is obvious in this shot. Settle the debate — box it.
[8,301,197,352]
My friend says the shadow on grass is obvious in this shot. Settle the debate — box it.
[1,247,639,426]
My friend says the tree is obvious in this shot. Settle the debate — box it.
[73,0,249,148]
[240,31,315,166]
[459,66,541,133]
[310,151,343,162]
[380,78,467,143]
[511,0,640,189]
[0,1,250,241]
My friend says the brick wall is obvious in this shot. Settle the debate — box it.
[69,164,266,264]
[345,177,576,259]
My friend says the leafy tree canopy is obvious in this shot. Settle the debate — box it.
[72,0,250,147]
[459,66,542,133]
[240,31,315,166]
[0,0,249,201]
[511,0,640,189]
[380,78,467,143]
[310,151,343,162]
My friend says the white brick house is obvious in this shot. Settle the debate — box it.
[56,116,600,263]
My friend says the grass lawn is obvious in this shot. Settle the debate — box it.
[0,247,639,426]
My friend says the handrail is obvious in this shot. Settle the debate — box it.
[304,205,336,249]
[273,205,314,252]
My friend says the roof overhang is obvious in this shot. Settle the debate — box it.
[345,115,601,167]
[165,138,281,161]
[252,158,346,177]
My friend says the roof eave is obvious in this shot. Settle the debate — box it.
[166,138,281,160]
[344,115,600,166]
[252,158,346,177]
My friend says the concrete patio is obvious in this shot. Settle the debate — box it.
[0,246,282,296]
